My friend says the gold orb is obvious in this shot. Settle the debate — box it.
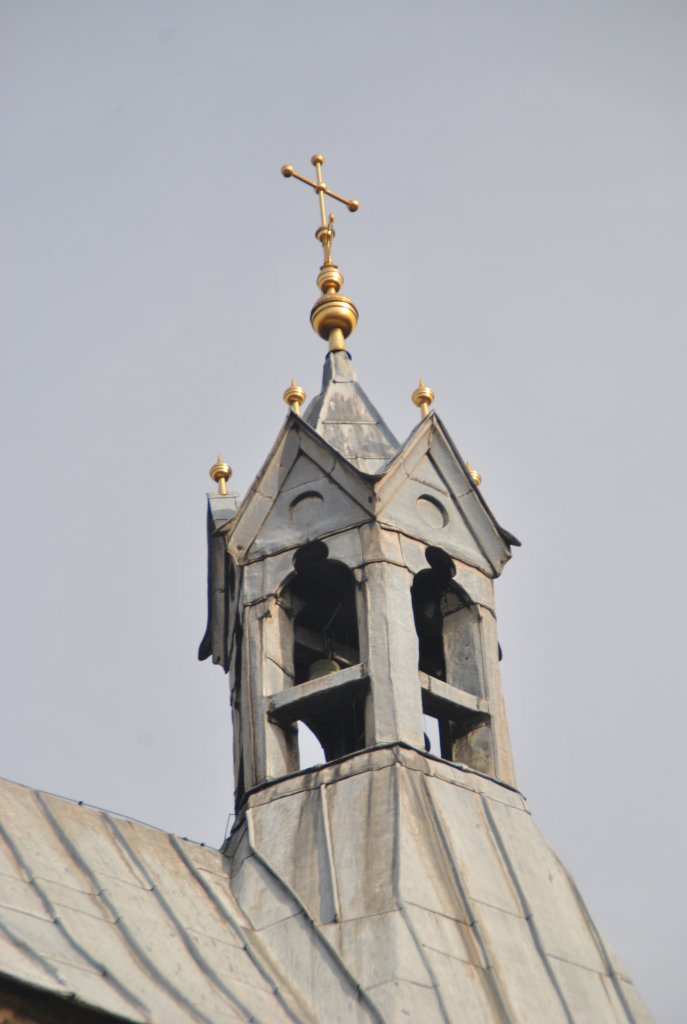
[311,153,325,166]
[310,293,358,340]
[281,165,294,177]
[347,199,360,212]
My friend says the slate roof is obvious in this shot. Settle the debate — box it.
[0,750,654,1023]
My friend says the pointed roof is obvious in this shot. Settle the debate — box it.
[303,350,399,474]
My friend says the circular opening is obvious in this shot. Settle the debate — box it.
[416,494,448,529]
[289,491,324,526]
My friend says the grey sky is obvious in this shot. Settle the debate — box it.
[2,1,685,1019]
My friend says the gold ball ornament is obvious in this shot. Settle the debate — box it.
[283,379,306,415]
[412,379,435,417]
[467,462,482,487]
[209,455,232,495]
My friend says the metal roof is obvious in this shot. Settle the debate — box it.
[0,748,654,1022]
[303,350,399,474]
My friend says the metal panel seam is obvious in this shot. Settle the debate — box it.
[559,861,640,1023]
[168,836,306,1024]
[418,775,514,1024]
[0,917,65,989]
[105,816,258,1024]
[36,796,211,1024]
[4,802,150,1022]
[427,452,499,577]
[318,785,341,923]
[479,796,575,1024]
[244,842,385,1023]
[391,765,452,1024]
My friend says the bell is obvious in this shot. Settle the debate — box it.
[308,658,340,680]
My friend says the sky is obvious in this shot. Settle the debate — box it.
[1,1,685,1019]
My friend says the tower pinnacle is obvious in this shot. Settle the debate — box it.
[281,154,359,352]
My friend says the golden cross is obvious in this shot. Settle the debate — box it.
[281,154,359,266]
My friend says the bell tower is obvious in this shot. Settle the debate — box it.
[200,154,519,809]
[195,155,653,1023]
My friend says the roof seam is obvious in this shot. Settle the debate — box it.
[480,795,576,1024]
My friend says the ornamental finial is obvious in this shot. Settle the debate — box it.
[281,154,359,352]
[412,379,435,419]
[467,462,482,487]
[283,379,306,416]
[209,455,232,496]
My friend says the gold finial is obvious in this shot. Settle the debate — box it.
[209,455,232,496]
[412,379,435,419]
[283,378,306,416]
[281,153,359,351]
[467,462,482,487]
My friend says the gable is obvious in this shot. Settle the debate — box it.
[246,453,372,559]
[376,418,513,577]
[224,416,373,563]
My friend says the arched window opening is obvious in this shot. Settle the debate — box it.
[276,541,365,767]
[289,541,360,685]
[411,548,470,681]
[299,697,367,765]
[412,546,486,696]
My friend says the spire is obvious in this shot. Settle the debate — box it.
[281,153,398,473]
[281,153,359,353]
[303,349,399,473]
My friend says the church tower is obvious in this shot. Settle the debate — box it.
[198,155,654,1023]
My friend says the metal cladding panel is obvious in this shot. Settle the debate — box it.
[0,755,655,1023]
[324,766,398,921]
[229,853,301,932]
[475,902,572,1024]
[423,774,522,915]
[618,980,656,1024]
[236,746,654,1023]
[247,470,371,560]
[280,453,330,492]
[485,795,608,972]
[395,768,472,919]
[246,787,337,925]
[377,468,499,576]
[427,949,503,1024]
[254,914,378,1024]
[0,923,65,996]
[365,978,446,1021]
[402,904,474,964]
[0,778,303,1023]
[303,350,399,475]
[333,911,432,989]
[552,958,631,1024]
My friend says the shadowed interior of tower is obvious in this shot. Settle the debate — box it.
[280,541,365,762]
[289,541,360,683]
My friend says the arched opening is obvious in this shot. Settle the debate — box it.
[412,547,493,772]
[282,541,365,764]
[411,547,467,681]
[411,546,485,693]
[290,541,360,684]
